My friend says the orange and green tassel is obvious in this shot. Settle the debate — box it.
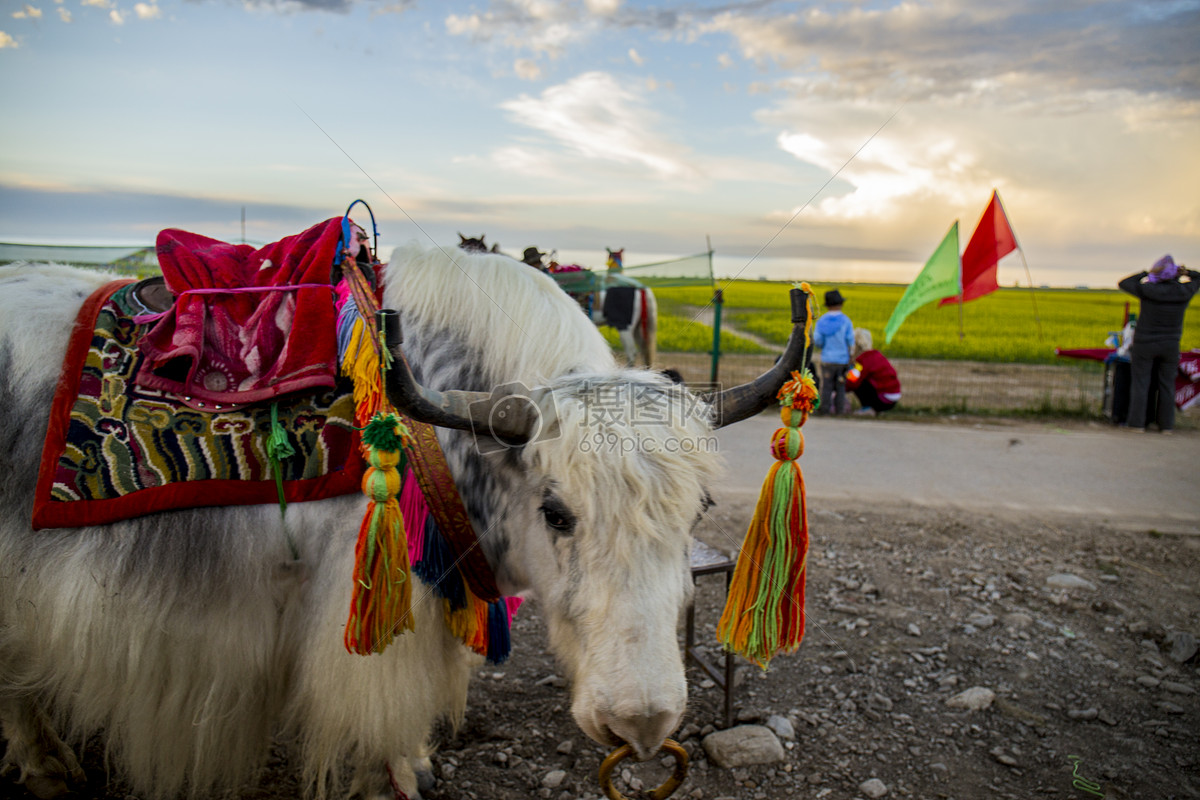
[717,283,817,668]
[344,413,414,655]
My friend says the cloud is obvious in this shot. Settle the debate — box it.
[134,2,160,20]
[220,0,374,12]
[498,71,697,179]
[57,7,70,22]
[445,1,603,59]
[756,89,1200,262]
[585,0,620,15]
[371,1,416,17]
[0,30,15,48]
[0,183,332,244]
[80,0,109,7]
[444,13,480,36]
[109,8,123,24]
[486,145,559,179]
[628,47,643,66]
[699,2,1200,107]
[12,5,42,19]
[513,57,542,80]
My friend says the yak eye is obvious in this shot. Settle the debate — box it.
[540,496,576,535]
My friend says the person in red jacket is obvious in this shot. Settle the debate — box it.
[845,329,902,415]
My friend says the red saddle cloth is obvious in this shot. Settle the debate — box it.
[135,218,344,406]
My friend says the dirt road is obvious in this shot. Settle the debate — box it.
[716,414,1199,535]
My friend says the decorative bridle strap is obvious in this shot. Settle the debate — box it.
[397,414,500,602]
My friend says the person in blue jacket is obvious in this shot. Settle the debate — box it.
[813,288,855,415]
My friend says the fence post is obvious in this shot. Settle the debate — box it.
[710,289,724,384]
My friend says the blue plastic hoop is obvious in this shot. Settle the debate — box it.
[336,199,379,266]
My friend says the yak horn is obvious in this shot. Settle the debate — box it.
[707,287,810,429]
[378,309,539,445]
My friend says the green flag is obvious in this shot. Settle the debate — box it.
[884,221,961,343]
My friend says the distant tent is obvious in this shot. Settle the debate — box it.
[0,242,158,271]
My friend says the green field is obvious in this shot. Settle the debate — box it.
[599,307,772,355]
[644,281,1200,364]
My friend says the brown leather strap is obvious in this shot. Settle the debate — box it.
[400,414,500,602]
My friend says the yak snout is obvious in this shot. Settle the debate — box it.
[571,661,687,760]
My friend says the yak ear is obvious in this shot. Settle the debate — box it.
[458,233,466,243]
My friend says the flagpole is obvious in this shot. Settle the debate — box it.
[957,269,964,340]
[996,191,1043,341]
[1016,245,1043,341]
[955,219,965,340]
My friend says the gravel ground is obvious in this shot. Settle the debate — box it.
[13,441,1200,800]
[413,500,1199,800]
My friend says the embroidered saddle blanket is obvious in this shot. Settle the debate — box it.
[33,280,364,529]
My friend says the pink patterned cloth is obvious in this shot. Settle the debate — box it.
[135,218,344,405]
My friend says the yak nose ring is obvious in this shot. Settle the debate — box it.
[598,738,689,800]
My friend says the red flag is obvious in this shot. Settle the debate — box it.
[939,190,1017,306]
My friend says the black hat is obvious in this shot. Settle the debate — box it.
[824,289,845,307]
[522,247,545,265]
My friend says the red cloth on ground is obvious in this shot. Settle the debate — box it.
[847,350,901,402]
[136,218,344,405]
[1056,347,1200,409]
[1053,347,1113,362]
[1178,350,1200,410]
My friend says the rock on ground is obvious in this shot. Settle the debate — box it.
[701,725,785,768]
[945,686,996,711]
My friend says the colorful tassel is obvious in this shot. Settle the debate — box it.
[717,283,818,669]
[266,401,296,511]
[399,465,429,563]
[335,254,517,660]
[485,599,512,664]
[344,413,414,655]
[413,516,468,611]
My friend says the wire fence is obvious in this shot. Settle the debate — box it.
[658,351,1198,422]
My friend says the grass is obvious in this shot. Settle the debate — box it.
[650,280,1200,364]
[598,293,771,354]
[599,315,770,355]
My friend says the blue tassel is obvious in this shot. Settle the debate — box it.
[412,516,467,610]
[485,600,511,665]
[336,292,361,363]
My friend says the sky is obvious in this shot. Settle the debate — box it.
[1,0,1198,287]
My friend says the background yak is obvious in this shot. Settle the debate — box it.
[0,241,805,798]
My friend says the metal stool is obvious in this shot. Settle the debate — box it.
[685,540,737,728]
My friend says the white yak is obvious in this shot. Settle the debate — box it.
[0,242,808,798]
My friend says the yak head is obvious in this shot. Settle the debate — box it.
[488,373,717,759]
[381,243,809,760]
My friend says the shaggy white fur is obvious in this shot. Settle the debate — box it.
[383,241,616,383]
[0,244,727,798]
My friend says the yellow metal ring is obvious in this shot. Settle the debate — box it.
[597,738,689,800]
